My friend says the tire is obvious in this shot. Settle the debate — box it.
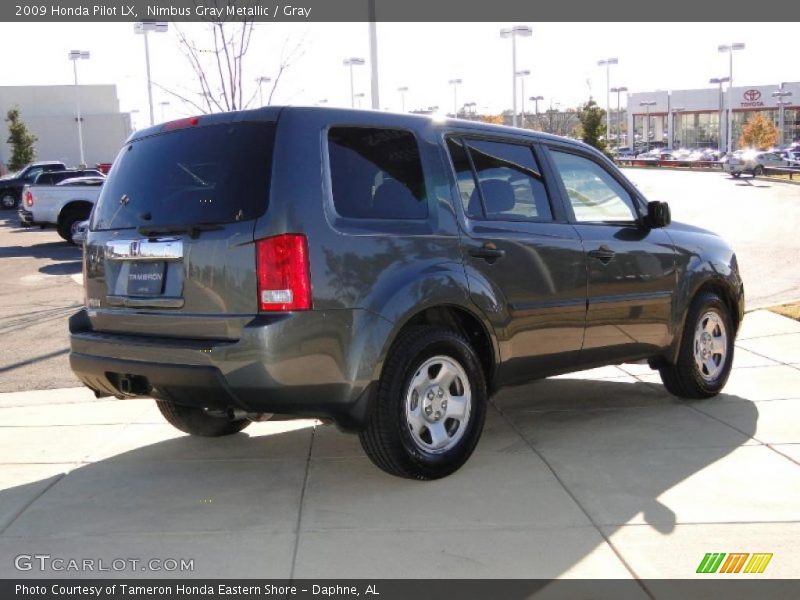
[359,326,487,480]
[753,165,764,177]
[155,400,251,437]
[731,172,741,179]
[57,209,87,244]
[0,190,17,209]
[659,292,734,399]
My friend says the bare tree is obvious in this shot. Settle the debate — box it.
[155,4,304,115]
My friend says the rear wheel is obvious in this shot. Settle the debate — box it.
[753,165,764,177]
[731,172,741,179]
[1,191,17,209]
[156,400,251,437]
[359,326,487,480]
[57,209,87,244]
[659,292,734,399]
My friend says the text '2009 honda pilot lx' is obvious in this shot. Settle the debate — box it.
[69,107,744,479]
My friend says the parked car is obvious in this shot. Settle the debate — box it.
[0,161,67,209]
[33,169,105,186]
[725,150,794,177]
[72,219,89,245]
[19,176,104,243]
[69,107,744,479]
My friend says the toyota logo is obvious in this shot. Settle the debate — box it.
[743,89,762,101]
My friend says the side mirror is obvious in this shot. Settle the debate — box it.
[645,200,671,229]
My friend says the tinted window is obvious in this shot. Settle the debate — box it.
[447,137,551,222]
[92,122,275,231]
[328,127,428,220]
[550,150,637,223]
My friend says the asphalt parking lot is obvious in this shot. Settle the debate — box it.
[0,169,799,582]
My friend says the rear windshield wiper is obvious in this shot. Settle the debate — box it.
[137,223,223,239]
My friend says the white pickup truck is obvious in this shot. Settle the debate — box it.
[19,176,104,244]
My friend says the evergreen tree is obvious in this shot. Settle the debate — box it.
[5,107,37,171]
[576,98,609,155]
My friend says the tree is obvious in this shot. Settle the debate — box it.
[159,15,304,114]
[739,113,778,150]
[576,98,608,154]
[5,107,37,170]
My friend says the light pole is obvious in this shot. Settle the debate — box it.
[610,86,627,148]
[159,101,170,122]
[500,25,532,127]
[516,70,530,127]
[598,57,618,146]
[773,84,793,146]
[134,21,168,127]
[255,76,271,107]
[448,79,462,117]
[343,57,365,108]
[640,101,656,152]
[529,95,543,131]
[68,50,90,167]
[718,43,745,153]
[354,93,365,109]
[672,107,685,149]
[710,76,730,150]
[397,86,408,112]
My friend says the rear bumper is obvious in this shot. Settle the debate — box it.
[68,308,389,430]
[18,208,39,225]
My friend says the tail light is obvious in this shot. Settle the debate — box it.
[256,234,311,311]
[24,190,33,207]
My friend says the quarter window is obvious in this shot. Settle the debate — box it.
[328,127,428,220]
[549,150,638,223]
[448,137,552,222]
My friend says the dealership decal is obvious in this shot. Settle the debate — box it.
[696,552,773,574]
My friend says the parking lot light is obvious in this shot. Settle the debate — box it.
[68,50,90,167]
[500,25,533,127]
[610,86,628,148]
[343,58,366,108]
[640,101,657,152]
[255,76,272,107]
[134,22,168,127]
[397,86,409,112]
[516,70,530,126]
[448,79,462,117]
[718,43,745,153]
[709,77,730,149]
[773,85,793,146]
[598,58,619,145]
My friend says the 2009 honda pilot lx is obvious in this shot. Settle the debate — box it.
[69,107,744,479]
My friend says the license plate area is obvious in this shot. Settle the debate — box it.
[127,261,166,296]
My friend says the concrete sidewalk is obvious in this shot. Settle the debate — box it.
[0,310,798,583]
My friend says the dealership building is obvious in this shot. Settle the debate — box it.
[0,85,132,169]
[626,81,800,151]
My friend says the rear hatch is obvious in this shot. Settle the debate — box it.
[84,114,277,340]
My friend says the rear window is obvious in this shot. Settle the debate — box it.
[92,122,275,231]
[327,126,428,220]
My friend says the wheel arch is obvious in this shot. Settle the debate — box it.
[58,200,94,224]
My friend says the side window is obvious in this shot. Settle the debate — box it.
[549,150,638,223]
[447,137,552,222]
[328,127,428,220]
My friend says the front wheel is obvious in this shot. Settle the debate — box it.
[753,165,764,177]
[731,172,741,179]
[659,292,734,399]
[359,327,487,480]
[156,400,251,436]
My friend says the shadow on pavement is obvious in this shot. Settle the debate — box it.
[0,241,78,261]
[0,378,759,582]
[38,261,82,275]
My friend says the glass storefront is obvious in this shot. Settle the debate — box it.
[731,109,800,148]
[632,114,668,149]
[673,112,720,149]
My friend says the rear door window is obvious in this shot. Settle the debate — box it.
[92,122,275,231]
[327,127,428,220]
[447,137,552,222]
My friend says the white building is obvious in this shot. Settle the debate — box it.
[0,85,132,168]
[627,81,800,151]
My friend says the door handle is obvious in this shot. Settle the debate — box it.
[588,245,616,264]
[469,242,506,264]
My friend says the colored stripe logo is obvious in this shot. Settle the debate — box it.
[696,553,773,574]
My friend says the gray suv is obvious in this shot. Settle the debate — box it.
[69,107,744,479]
